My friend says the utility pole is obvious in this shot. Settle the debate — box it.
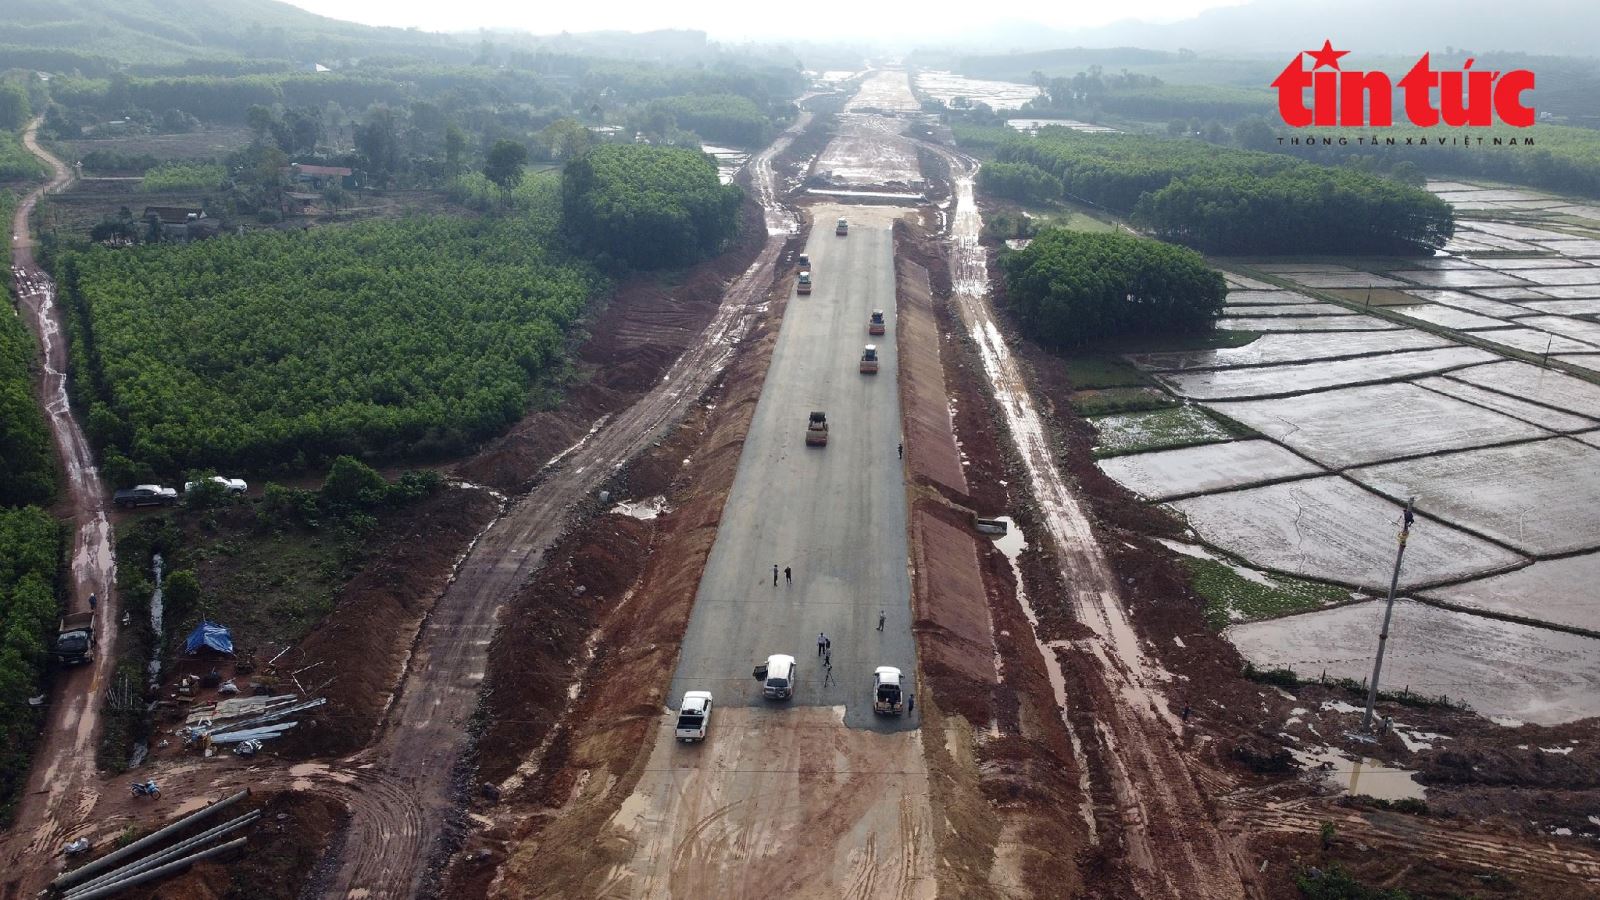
[1363,497,1415,732]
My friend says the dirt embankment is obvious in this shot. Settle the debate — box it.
[442,228,808,898]
[893,219,1093,897]
[269,485,501,758]
[456,195,770,495]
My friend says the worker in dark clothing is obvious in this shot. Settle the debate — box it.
[1181,703,1192,723]
[773,564,779,586]
[877,610,885,631]
[88,592,97,610]
[907,693,914,714]
[784,566,792,584]
[897,442,903,459]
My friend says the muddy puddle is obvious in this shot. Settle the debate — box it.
[610,495,669,520]
[1291,746,1427,801]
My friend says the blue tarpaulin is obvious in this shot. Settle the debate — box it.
[184,621,234,655]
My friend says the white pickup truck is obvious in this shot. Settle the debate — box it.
[185,475,248,496]
[675,691,714,742]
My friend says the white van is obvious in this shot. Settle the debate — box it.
[755,654,797,700]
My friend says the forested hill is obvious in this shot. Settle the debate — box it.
[0,0,470,69]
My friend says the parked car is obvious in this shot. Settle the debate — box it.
[755,654,797,700]
[184,475,248,496]
[675,691,714,742]
[113,485,178,508]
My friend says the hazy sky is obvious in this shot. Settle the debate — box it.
[276,0,1250,41]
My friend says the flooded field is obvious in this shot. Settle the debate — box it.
[1208,381,1548,468]
[1217,315,1396,332]
[1228,600,1600,725]
[1450,360,1600,416]
[1128,331,1451,371]
[914,71,1039,110]
[1425,552,1600,634]
[1107,179,1600,722]
[1351,437,1600,556]
[1156,347,1493,400]
[1098,439,1319,501]
[1171,476,1523,590]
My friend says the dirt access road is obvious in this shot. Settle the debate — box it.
[601,203,935,898]
[318,114,810,899]
[925,146,1251,897]
[1,120,123,900]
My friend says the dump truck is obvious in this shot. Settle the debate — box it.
[55,611,96,666]
[797,270,812,295]
[869,309,886,335]
[873,666,904,715]
[806,410,829,446]
[836,217,848,236]
[675,691,714,742]
[859,344,879,374]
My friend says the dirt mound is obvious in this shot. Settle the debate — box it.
[273,485,500,758]
[457,198,768,495]
[474,513,652,786]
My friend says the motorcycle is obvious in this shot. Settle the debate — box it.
[129,779,160,800]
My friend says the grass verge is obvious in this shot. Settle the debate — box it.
[1185,556,1351,629]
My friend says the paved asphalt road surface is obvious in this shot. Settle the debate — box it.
[668,208,918,730]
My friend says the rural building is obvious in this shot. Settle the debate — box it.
[142,206,211,242]
[281,191,323,217]
[284,163,356,189]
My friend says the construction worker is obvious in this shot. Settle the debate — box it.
[818,632,827,656]
[877,610,885,631]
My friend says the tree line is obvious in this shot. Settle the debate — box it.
[60,212,602,483]
[0,506,64,818]
[991,130,1453,254]
[1001,229,1226,349]
[0,269,57,507]
[562,144,743,270]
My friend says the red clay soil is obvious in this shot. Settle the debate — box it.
[271,485,500,758]
[894,220,1093,898]
[456,196,769,495]
[441,233,808,898]
[895,256,968,497]
[472,511,653,786]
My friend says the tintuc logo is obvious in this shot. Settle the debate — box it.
[1271,40,1535,128]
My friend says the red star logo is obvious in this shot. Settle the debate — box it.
[1306,39,1350,70]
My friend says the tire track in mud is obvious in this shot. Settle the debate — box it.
[1222,790,1600,886]
[1,120,123,900]
[319,116,808,900]
[920,144,1250,898]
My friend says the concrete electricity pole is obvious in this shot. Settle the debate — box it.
[1363,497,1415,732]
